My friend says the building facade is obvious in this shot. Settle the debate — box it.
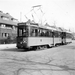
[0,11,18,44]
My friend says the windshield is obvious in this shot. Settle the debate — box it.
[18,26,28,37]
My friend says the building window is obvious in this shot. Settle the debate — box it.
[1,24,6,28]
[1,16,9,21]
[5,33,8,37]
[11,18,18,22]
[2,33,5,37]
[6,25,12,29]
[2,33,9,37]
[12,26,15,30]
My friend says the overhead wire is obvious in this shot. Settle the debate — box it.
[51,1,74,31]
[53,1,75,22]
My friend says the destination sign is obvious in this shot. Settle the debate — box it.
[18,23,26,25]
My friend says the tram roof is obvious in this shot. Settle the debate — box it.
[58,27,72,34]
[18,22,52,30]
[58,27,67,32]
[44,25,63,32]
[18,22,63,32]
[65,30,72,34]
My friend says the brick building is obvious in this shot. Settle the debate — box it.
[0,11,18,44]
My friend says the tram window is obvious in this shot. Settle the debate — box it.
[49,31,52,37]
[18,26,29,37]
[18,28,22,36]
[58,32,61,37]
[66,33,71,38]
[40,29,44,36]
[45,30,49,37]
[39,29,51,37]
[39,29,46,37]
[35,29,38,36]
[30,27,38,37]
[30,28,34,37]
[43,30,46,36]
[23,27,28,37]
[54,31,58,37]
[38,29,40,36]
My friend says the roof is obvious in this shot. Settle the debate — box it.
[18,22,59,31]
[58,27,67,32]
[0,11,18,25]
[44,23,61,31]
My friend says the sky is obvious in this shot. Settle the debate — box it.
[0,0,75,32]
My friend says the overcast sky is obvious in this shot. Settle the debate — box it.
[0,0,75,32]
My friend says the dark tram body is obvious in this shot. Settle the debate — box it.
[16,22,72,50]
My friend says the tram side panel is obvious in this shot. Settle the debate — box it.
[27,37,53,47]
[66,38,72,43]
[53,31,62,46]
[66,33,72,43]
[27,26,54,48]
[54,37,62,46]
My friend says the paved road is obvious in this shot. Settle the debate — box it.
[0,41,75,75]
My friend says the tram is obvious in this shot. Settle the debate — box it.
[16,22,72,50]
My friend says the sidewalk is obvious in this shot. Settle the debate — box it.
[0,44,16,50]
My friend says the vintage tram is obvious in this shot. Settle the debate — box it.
[16,22,72,50]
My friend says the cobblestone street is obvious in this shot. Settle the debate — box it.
[0,41,75,75]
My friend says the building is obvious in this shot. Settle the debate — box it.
[72,32,75,40]
[0,11,18,44]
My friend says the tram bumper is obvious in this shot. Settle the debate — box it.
[16,42,27,49]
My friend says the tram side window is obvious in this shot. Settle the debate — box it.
[57,31,60,37]
[54,31,59,37]
[30,28,38,37]
[39,29,53,37]
[66,33,68,38]
[45,30,49,37]
[49,31,53,37]
[30,28,53,37]
[39,29,47,37]
[39,29,52,37]
[35,29,38,36]
[66,33,72,38]
[53,31,56,37]
[40,29,45,36]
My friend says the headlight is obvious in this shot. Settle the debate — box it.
[20,42,22,44]
[23,41,26,43]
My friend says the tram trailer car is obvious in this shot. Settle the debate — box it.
[60,29,72,45]
[53,29,62,46]
[46,26,62,46]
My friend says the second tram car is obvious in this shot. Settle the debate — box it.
[59,27,72,45]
